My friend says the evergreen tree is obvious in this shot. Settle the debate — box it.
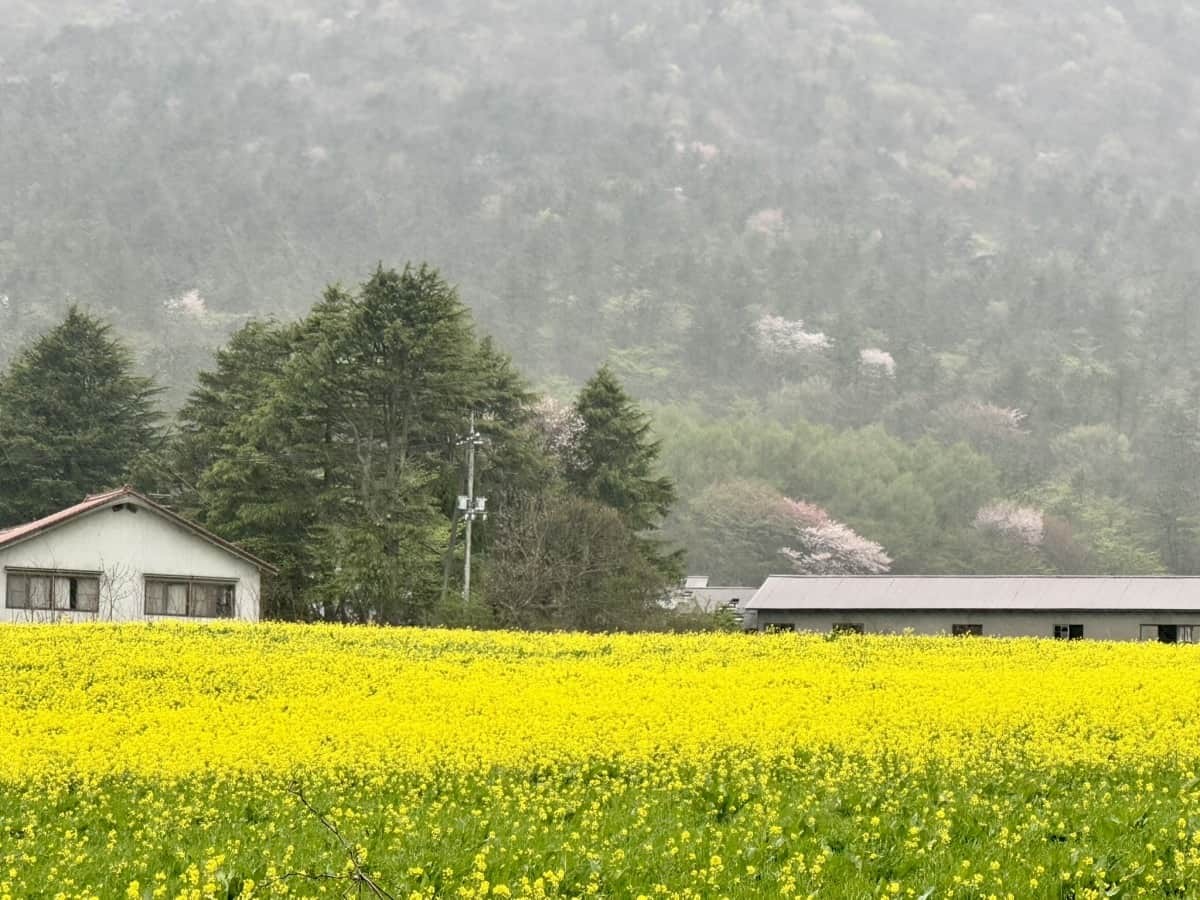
[472,336,548,508]
[172,318,313,618]
[174,264,547,623]
[566,366,676,533]
[329,264,481,505]
[0,307,161,525]
[173,318,299,505]
[292,265,480,622]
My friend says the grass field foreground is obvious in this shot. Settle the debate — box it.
[2,624,1200,898]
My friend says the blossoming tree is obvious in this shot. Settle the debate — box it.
[680,479,891,583]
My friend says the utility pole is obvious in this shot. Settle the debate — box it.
[457,411,487,605]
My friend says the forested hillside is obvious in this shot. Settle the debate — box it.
[5,0,1200,579]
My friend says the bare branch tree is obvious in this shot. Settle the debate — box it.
[249,783,396,900]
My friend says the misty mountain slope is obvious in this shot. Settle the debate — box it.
[2,0,1200,432]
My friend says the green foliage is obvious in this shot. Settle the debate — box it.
[1050,425,1135,498]
[1031,481,1166,576]
[485,493,676,632]
[658,401,1183,580]
[1136,396,1200,573]
[0,307,161,526]
[657,606,743,634]
[8,754,1199,897]
[307,513,448,625]
[674,479,797,586]
[8,0,1200,443]
[659,409,1004,577]
[172,318,314,616]
[6,2,1200,581]
[470,336,553,511]
[175,264,543,622]
[567,366,676,533]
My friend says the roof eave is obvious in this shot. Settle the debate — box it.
[0,489,279,576]
[749,606,1200,614]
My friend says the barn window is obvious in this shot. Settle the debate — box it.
[144,578,235,618]
[1053,624,1084,640]
[952,624,982,636]
[1141,625,1198,644]
[831,622,865,635]
[5,570,100,612]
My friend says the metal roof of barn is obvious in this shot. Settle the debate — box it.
[746,576,1200,612]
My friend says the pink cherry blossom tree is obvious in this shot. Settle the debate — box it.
[754,313,832,357]
[777,497,892,575]
[859,347,896,377]
[974,501,1045,547]
[681,479,891,581]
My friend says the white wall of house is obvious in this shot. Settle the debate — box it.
[753,609,1200,641]
[0,505,261,623]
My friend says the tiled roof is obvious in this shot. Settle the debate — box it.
[0,487,131,546]
[0,486,277,574]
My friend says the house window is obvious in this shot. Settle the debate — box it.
[1054,624,1084,640]
[952,624,982,637]
[1141,625,1198,644]
[832,622,865,635]
[144,578,235,618]
[764,623,795,633]
[6,570,100,612]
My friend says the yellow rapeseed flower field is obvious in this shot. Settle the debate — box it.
[1,624,1199,898]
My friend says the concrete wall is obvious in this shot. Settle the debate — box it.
[754,609,1200,641]
[0,504,261,623]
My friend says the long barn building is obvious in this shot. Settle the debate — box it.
[746,576,1200,643]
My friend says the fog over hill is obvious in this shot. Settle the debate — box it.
[6,0,1200,576]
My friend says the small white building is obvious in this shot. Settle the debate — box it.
[665,576,758,625]
[0,487,274,623]
[747,575,1200,642]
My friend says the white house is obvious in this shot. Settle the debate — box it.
[0,487,275,623]
[746,576,1200,642]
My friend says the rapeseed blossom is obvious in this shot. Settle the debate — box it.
[0,624,1198,897]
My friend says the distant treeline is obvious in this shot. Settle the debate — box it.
[6,1,1200,596]
[0,262,1191,632]
[0,265,696,629]
[4,260,1185,643]
[6,0,1200,447]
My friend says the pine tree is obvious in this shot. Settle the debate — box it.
[330,263,480,510]
[173,264,546,623]
[173,318,299,503]
[566,366,676,533]
[172,318,313,618]
[0,307,161,526]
